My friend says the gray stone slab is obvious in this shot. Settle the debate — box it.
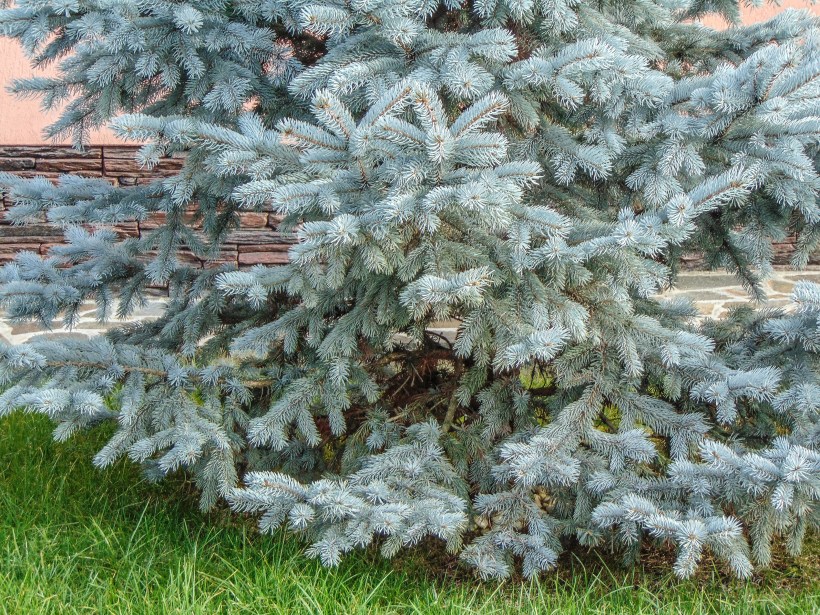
[0,270,817,341]
[74,322,117,331]
[674,274,741,290]
[768,280,796,294]
[10,322,57,335]
[673,290,732,301]
[26,332,89,342]
[782,272,820,283]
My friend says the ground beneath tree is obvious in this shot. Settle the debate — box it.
[2,268,819,345]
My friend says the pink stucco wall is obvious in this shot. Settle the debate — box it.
[0,38,119,145]
[699,0,818,28]
[1,2,818,145]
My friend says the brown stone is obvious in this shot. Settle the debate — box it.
[0,235,62,244]
[34,158,104,174]
[112,223,141,237]
[238,212,269,228]
[102,159,143,174]
[157,157,186,168]
[114,176,159,186]
[6,171,63,181]
[100,146,142,159]
[0,243,40,260]
[104,158,184,174]
[8,145,811,279]
[202,250,239,268]
[0,242,41,251]
[225,229,292,245]
[138,213,167,231]
[0,224,62,238]
[680,238,820,268]
[103,146,185,158]
[136,250,202,267]
[0,158,36,171]
[102,148,184,174]
[17,169,107,179]
[773,244,794,257]
[39,243,64,255]
[139,212,201,230]
[238,250,290,265]
[178,250,205,266]
[0,146,102,159]
[203,260,238,269]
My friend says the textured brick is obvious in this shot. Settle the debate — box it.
[104,158,184,174]
[202,250,239,268]
[0,223,63,237]
[0,146,102,159]
[7,171,69,181]
[103,147,185,172]
[178,251,205,266]
[139,211,201,230]
[238,212,269,228]
[226,229,294,245]
[112,223,141,237]
[39,243,63,255]
[101,147,144,159]
[101,158,143,174]
[0,235,64,244]
[34,158,104,174]
[238,250,290,265]
[0,158,35,171]
[3,144,811,272]
[0,243,40,262]
[139,249,202,267]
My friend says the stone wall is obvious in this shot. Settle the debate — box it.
[680,240,820,270]
[0,145,816,270]
[0,145,292,267]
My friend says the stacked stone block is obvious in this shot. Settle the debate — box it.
[0,145,816,269]
[0,145,293,268]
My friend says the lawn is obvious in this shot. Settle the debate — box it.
[0,412,817,615]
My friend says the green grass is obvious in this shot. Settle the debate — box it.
[0,413,817,614]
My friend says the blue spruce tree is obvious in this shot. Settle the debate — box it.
[0,0,818,578]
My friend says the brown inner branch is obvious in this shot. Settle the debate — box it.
[273,27,327,67]
[43,335,529,440]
